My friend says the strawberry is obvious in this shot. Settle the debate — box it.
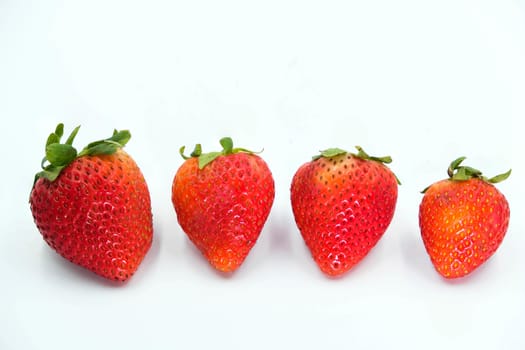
[290,147,399,277]
[419,157,511,279]
[171,137,275,273]
[29,123,153,282]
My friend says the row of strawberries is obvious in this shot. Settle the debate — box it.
[30,124,511,282]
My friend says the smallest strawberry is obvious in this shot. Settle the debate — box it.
[419,157,511,279]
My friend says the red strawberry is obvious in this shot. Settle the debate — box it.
[171,137,275,273]
[290,147,399,277]
[29,124,153,282]
[419,157,511,279]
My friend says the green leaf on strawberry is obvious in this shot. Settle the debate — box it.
[34,123,131,186]
[179,137,261,169]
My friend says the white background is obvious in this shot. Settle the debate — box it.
[1,1,524,349]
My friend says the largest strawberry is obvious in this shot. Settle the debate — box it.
[30,123,153,282]
[291,147,399,277]
[171,137,275,273]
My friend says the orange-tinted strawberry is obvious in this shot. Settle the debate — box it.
[30,124,153,282]
[171,137,275,272]
[419,157,511,279]
[290,147,399,277]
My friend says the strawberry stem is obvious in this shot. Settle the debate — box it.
[354,146,392,164]
[447,156,511,183]
[313,146,401,184]
[416,156,513,195]
[34,123,130,186]
[179,137,261,169]
[423,157,511,192]
[313,146,393,164]
[312,148,347,160]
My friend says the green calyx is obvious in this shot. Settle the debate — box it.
[34,123,131,185]
[446,156,511,184]
[313,146,392,164]
[312,148,348,160]
[179,137,259,169]
[313,146,400,184]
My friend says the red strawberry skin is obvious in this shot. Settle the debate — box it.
[291,152,398,276]
[419,178,510,279]
[172,153,275,272]
[30,149,153,281]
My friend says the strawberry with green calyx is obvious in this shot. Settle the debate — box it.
[419,157,511,279]
[172,137,275,273]
[30,123,153,282]
[290,146,399,277]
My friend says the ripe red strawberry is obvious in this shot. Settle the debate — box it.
[290,147,399,277]
[419,157,511,279]
[29,123,153,282]
[171,137,275,273]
